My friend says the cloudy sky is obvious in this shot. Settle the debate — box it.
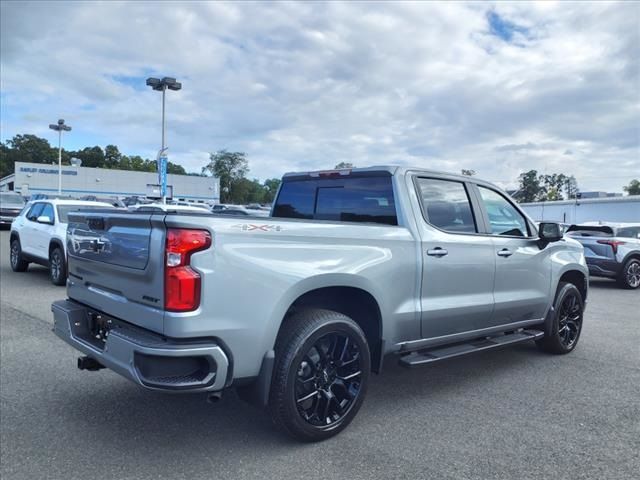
[1,1,638,192]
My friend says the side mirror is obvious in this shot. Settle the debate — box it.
[538,222,562,248]
[37,215,54,225]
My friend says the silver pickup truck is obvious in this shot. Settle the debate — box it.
[52,166,588,441]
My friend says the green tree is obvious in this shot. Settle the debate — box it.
[516,170,543,203]
[623,179,640,196]
[202,150,249,203]
[167,161,187,175]
[74,146,105,168]
[263,178,281,203]
[0,142,12,178]
[4,134,56,165]
[565,175,579,199]
[334,162,354,169]
[232,178,267,204]
[104,145,121,169]
[541,173,568,201]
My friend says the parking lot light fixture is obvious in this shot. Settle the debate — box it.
[146,76,182,204]
[48,119,72,195]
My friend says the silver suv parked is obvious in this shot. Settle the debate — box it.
[566,223,640,289]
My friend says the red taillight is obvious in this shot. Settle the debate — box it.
[165,228,211,312]
[597,239,625,254]
[310,169,352,178]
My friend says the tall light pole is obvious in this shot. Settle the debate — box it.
[146,76,182,203]
[49,119,72,196]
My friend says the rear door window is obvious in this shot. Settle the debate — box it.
[415,178,477,233]
[273,175,397,225]
[617,227,640,239]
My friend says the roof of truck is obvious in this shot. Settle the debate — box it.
[282,165,490,184]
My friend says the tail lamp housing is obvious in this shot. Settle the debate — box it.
[165,228,211,311]
[596,239,625,255]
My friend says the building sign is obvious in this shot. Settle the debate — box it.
[20,167,78,176]
[158,155,168,197]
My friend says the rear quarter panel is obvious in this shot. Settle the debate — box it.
[163,216,420,379]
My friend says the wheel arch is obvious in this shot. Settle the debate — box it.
[558,269,588,303]
[9,230,20,244]
[620,251,640,267]
[49,237,65,255]
[277,285,384,374]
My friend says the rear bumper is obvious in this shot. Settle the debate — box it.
[52,299,230,392]
[585,257,619,278]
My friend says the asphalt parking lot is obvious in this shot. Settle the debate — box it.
[0,229,638,480]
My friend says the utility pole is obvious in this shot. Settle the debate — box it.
[146,77,182,204]
[48,119,72,196]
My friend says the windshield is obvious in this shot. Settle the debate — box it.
[57,204,113,223]
[0,193,26,207]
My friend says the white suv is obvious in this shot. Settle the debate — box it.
[9,199,113,285]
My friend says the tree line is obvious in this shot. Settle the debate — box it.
[514,170,639,201]
[3,134,637,203]
[0,134,282,204]
[0,134,188,179]
[514,170,580,202]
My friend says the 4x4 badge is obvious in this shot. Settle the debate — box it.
[232,224,283,232]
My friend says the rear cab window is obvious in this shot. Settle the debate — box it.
[617,227,640,239]
[273,173,397,225]
[566,226,614,238]
[415,177,477,233]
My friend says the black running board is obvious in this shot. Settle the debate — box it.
[399,330,544,367]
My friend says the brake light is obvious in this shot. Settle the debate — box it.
[597,239,625,254]
[165,228,211,312]
[310,169,352,178]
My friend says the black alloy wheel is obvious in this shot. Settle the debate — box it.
[269,309,371,442]
[294,332,363,427]
[557,291,582,349]
[536,282,584,354]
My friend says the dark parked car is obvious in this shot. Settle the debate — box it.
[566,223,640,289]
[0,192,26,228]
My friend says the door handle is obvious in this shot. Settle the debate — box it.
[497,248,513,257]
[427,248,448,257]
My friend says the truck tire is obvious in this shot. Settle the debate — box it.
[617,258,640,289]
[536,282,584,354]
[10,237,29,272]
[49,246,67,286]
[269,308,370,442]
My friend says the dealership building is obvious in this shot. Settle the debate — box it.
[520,196,640,224]
[0,161,220,204]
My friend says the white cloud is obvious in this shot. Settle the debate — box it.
[1,0,638,192]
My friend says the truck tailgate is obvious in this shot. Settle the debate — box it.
[66,210,166,334]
